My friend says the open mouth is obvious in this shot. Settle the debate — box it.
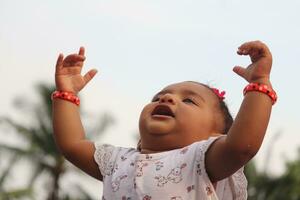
[151,104,175,118]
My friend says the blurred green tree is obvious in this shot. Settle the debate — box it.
[245,132,300,200]
[0,83,114,200]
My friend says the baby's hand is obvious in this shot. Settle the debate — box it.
[233,41,272,85]
[55,47,97,94]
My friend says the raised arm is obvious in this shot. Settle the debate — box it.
[206,41,275,182]
[52,47,102,180]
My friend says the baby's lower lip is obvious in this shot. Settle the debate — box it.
[151,114,174,119]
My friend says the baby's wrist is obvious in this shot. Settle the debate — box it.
[56,88,78,95]
[52,91,80,106]
[249,78,272,89]
[243,82,277,105]
[55,83,79,95]
[55,77,80,95]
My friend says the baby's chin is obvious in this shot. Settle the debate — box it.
[144,120,176,136]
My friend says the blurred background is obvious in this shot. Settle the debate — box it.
[0,0,300,199]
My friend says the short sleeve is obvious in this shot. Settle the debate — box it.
[196,136,248,200]
[196,136,221,184]
[93,143,117,177]
[228,167,248,199]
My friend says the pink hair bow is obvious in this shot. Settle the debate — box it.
[212,88,226,100]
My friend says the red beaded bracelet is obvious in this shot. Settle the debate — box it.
[51,91,80,106]
[243,83,277,105]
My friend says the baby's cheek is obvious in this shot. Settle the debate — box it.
[138,108,148,126]
[138,105,153,134]
[139,104,152,119]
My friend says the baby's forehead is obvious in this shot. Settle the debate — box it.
[160,81,211,95]
[151,81,218,103]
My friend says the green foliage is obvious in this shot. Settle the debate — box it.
[0,188,34,200]
[0,83,114,200]
[246,149,300,200]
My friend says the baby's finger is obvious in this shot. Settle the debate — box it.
[55,53,64,72]
[237,49,247,55]
[238,41,270,56]
[65,54,85,61]
[79,47,85,56]
[251,41,271,57]
[237,42,252,55]
[232,66,247,79]
[83,69,98,85]
[63,54,86,67]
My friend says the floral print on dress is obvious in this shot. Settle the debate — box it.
[168,163,187,183]
[187,185,195,193]
[195,153,202,175]
[133,177,137,189]
[196,162,201,175]
[111,175,128,192]
[206,186,213,195]
[155,163,187,187]
[170,196,183,200]
[143,195,152,200]
[136,160,148,177]
[155,161,164,171]
[180,147,189,154]
[95,139,247,200]
[122,196,132,200]
[154,175,168,187]
[112,163,119,174]
[121,155,127,161]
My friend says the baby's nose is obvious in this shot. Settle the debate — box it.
[159,93,175,104]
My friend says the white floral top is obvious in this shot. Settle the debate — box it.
[94,137,247,200]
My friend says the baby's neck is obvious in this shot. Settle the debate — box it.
[140,148,165,154]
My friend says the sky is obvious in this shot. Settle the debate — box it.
[1,0,300,198]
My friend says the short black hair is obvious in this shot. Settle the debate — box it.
[216,96,233,134]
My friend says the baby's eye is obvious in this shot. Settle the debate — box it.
[151,97,160,102]
[182,98,196,105]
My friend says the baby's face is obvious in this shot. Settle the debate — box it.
[139,81,220,153]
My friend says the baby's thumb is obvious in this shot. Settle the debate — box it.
[84,69,98,84]
[232,66,246,78]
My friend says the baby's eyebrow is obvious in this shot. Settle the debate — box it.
[183,90,206,103]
